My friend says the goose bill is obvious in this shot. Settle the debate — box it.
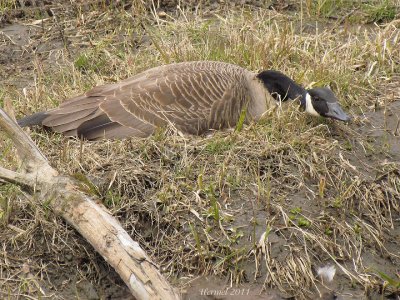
[325,102,350,121]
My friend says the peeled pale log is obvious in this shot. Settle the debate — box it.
[0,108,180,300]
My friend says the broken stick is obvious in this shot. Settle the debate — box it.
[0,108,180,300]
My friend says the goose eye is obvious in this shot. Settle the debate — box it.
[314,97,321,102]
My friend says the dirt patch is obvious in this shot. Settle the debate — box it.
[360,98,400,158]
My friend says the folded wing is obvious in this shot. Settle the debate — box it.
[20,61,250,140]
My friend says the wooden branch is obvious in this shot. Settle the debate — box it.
[0,109,50,173]
[0,167,35,188]
[0,108,180,300]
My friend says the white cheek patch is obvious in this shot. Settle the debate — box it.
[305,93,321,117]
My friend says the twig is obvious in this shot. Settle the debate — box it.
[0,167,35,188]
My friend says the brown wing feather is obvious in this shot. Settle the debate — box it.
[36,61,250,139]
[77,116,140,140]
[43,108,97,127]
[99,100,155,136]
[112,61,246,135]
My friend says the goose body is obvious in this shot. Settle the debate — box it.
[18,61,350,140]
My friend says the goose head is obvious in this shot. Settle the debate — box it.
[256,70,350,122]
[305,87,350,121]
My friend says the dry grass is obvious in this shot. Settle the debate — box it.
[1,1,400,299]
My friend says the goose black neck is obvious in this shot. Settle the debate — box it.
[256,70,307,107]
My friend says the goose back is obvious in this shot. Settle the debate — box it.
[21,61,277,139]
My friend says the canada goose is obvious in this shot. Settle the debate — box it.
[18,61,350,140]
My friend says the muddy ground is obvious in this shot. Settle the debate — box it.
[1,1,399,300]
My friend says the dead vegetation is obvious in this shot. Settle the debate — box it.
[1,1,400,299]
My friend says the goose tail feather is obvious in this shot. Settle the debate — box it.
[18,111,48,127]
